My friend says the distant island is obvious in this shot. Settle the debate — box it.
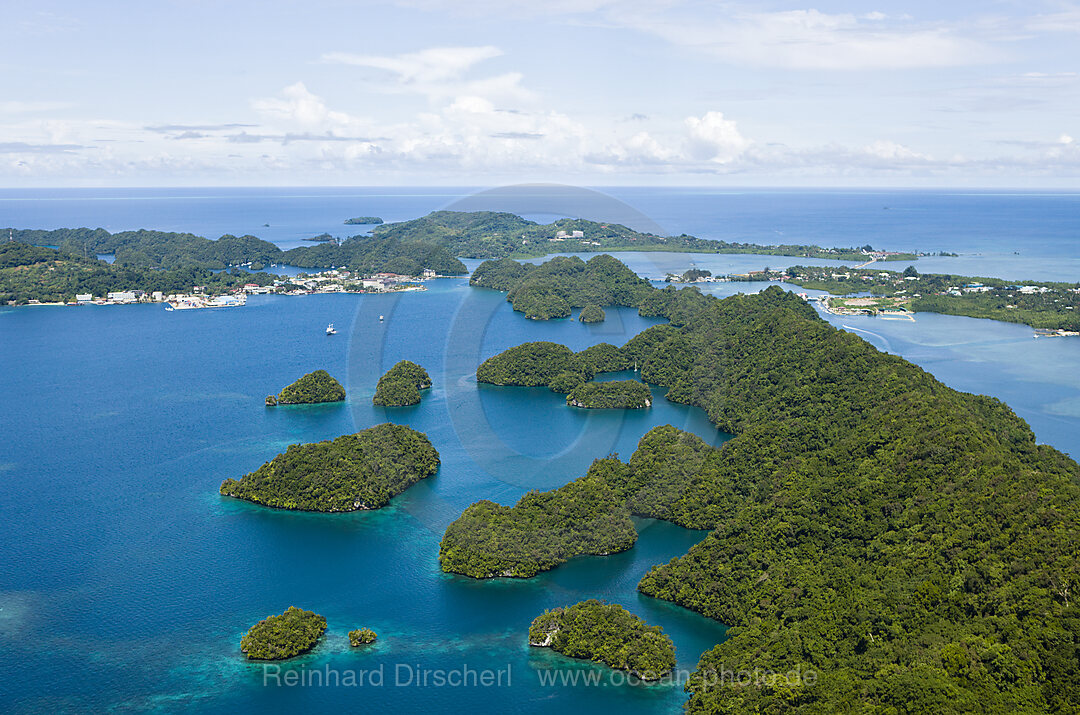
[370,210,925,262]
[240,607,326,660]
[267,370,346,406]
[344,217,384,225]
[2,210,943,306]
[220,423,440,512]
[439,471,635,578]
[529,600,675,680]
[302,233,337,243]
[348,628,377,646]
[372,360,431,406]
[454,254,1080,712]
[566,380,651,409]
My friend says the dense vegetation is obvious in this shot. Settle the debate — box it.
[466,256,1080,712]
[348,628,378,646]
[475,342,576,386]
[528,600,676,679]
[439,472,636,578]
[566,380,651,409]
[476,340,632,390]
[220,423,440,511]
[344,217,384,225]
[470,254,654,319]
[368,211,919,262]
[4,225,466,276]
[373,360,431,406]
[785,264,1080,330]
[283,234,466,276]
[275,370,346,405]
[240,607,327,660]
[579,304,605,323]
[0,241,281,305]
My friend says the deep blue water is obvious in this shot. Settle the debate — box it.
[1,188,1079,713]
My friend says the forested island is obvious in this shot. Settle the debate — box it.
[348,628,378,646]
[471,254,655,320]
[372,360,431,406]
[458,255,1080,713]
[344,216,384,225]
[579,304,605,323]
[219,423,439,512]
[268,370,346,406]
[2,224,468,278]
[439,471,636,578]
[369,210,922,262]
[528,600,676,680]
[566,380,651,409]
[476,340,631,390]
[783,264,1080,331]
[240,607,327,660]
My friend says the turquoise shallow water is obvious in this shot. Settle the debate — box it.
[0,283,731,713]
[1,188,1079,713]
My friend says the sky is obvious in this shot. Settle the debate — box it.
[2,0,1080,187]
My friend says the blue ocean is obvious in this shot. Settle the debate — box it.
[0,188,1078,713]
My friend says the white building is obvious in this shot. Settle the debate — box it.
[75,294,93,303]
[556,230,585,239]
[107,291,138,303]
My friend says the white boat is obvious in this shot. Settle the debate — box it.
[326,323,337,335]
[379,315,384,322]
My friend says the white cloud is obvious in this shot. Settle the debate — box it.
[633,8,996,70]
[385,3,996,70]
[685,111,749,163]
[323,46,503,84]
[252,82,362,132]
[863,140,930,161]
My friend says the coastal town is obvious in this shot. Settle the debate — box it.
[22,268,436,310]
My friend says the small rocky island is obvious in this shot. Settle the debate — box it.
[344,216,384,225]
[372,360,431,406]
[220,423,440,511]
[528,600,676,680]
[476,341,575,386]
[566,380,651,409]
[439,472,636,578]
[477,341,631,392]
[348,628,378,646]
[241,606,327,660]
[579,304,605,323]
[266,369,346,406]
